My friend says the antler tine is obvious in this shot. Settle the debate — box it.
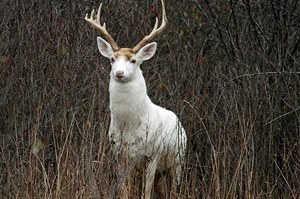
[150,18,159,35]
[96,4,101,24]
[85,3,119,51]
[133,0,168,53]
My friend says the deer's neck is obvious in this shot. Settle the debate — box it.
[109,72,152,118]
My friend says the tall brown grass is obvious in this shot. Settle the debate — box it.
[1,0,299,198]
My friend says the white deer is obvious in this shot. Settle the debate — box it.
[85,0,186,198]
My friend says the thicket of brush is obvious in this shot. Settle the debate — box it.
[1,0,299,198]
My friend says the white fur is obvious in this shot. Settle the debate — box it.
[97,36,187,199]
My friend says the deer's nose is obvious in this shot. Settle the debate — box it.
[115,70,124,78]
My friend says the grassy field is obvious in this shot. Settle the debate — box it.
[1,0,300,198]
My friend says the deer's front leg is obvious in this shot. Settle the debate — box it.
[143,157,158,199]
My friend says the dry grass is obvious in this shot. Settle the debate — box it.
[1,0,300,198]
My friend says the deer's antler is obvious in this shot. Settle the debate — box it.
[132,0,167,53]
[85,3,120,51]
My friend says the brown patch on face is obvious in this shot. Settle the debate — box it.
[114,48,135,61]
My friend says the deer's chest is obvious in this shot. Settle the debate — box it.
[110,131,149,160]
[109,119,158,161]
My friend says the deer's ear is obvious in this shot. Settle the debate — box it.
[97,36,114,58]
[136,42,157,61]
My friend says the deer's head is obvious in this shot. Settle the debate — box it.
[85,0,167,82]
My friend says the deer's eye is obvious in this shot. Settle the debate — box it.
[110,57,115,63]
[130,59,136,64]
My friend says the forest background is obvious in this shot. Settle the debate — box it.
[1,0,300,198]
